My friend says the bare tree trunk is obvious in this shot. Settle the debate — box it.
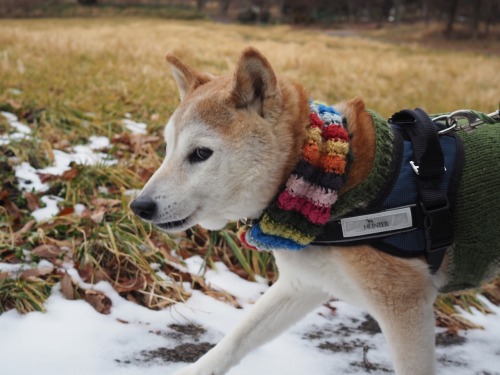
[484,0,492,36]
[471,0,482,39]
[346,0,355,23]
[393,0,403,25]
[196,0,206,12]
[444,0,459,36]
[219,0,230,16]
[278,0,286,22]
[422,0,430,24]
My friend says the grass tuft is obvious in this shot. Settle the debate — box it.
[0,276,58,314]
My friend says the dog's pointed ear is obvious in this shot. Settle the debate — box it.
[229,47,281,120]
[166,54,213,100]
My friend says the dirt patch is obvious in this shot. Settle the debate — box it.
[435,331,467,347]
[118,324,215,365]
[438,354,468,367]
[163,324,206,341]
[303,324,356,341]
[138,342,215,363]
[350,346,393,373]
[318,338,371,353]
[358,315,382,335]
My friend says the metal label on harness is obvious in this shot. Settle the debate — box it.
[340,207,413,238]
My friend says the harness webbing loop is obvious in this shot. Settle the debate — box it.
[389,108,453,273]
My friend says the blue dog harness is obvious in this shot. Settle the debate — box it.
[313,108,464,273]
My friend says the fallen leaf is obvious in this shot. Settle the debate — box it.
[0,189,9,200]
[60,272,75,300]
[32,244,64,259]
[0,272,9,281]
[24,192,40,211]
[90,208,106,223]
[44,236,73,251]
[84,290,112,315]
[12,220,35,245]
[91,198,121,208]
[130,134,158,153]
[62,166,79,181]
[4,200,22,223]
[76,264,94,282]
[58,206,75,216]
[19,265,54,280]
[113,276,146,293]
[112,132,131,145]
[38,173,58,183]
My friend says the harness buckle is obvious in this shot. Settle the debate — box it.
[410,161,446,176]
[420,201,453,273]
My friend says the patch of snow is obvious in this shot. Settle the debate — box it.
[123,189,141,198]
[1,111,31,134]
[15,161,49,192]
[31,195,63,222]
[0,262,29,273]
[38,149,74,175]
[204,261,267,302]
[18,140,117,184]
[0,135,11,145]
[73,144,117,166]
[88,135,111,150]
[0,259,499,375]
[74,203,87,215]
[98,186,110,194]
[7,88,22,95]
[184,255,205,275]
[122,119,147,134]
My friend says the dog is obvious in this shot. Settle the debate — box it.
[130,47,499,375]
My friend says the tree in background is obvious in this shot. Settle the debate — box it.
[197,0,207,11]
[219,0,231,16]
[77,0,98,5]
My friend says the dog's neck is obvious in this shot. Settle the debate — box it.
[239,95,397,252]
[239,100,353,251]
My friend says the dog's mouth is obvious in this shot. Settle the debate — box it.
[154,213,195,232]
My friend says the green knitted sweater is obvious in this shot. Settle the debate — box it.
[443,122,500,292]
[330,111,499,292]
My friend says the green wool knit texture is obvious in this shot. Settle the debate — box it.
[330,110,394,219]
[442,121,500,292]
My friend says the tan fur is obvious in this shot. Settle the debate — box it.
[337,98,377,194]
[132,47,457,375]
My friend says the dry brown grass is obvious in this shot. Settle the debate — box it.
[0,18,498,120]
[0,18,498,326]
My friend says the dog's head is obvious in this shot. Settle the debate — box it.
[130,48,308,232]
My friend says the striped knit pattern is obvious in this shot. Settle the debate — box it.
[239,100,350,252]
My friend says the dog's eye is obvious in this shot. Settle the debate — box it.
[188,147,213,163]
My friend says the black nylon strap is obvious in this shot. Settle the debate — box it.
[389,108,453,273]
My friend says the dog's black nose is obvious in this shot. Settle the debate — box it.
[130,197,157,221]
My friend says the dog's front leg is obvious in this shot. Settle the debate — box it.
[373,297,437,375]
[173,276,328,375]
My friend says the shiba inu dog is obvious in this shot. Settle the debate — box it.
[130,47,499,375]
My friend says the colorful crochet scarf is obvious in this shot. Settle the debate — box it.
[238,100,350,251]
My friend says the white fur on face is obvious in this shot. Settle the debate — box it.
[135,114,274,233]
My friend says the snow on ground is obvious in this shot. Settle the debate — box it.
[122,118,148,135]
[1,112,499,374]
[0,260,499,375]
[2,112,117,221]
